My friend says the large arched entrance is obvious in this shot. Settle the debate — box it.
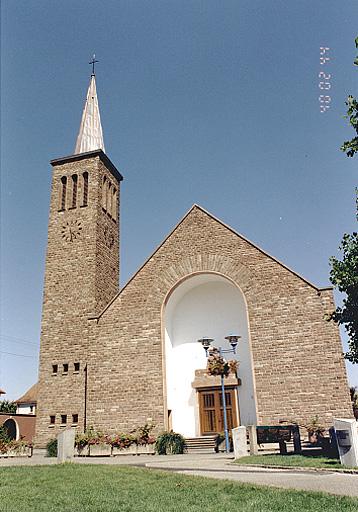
[164,273,257,437]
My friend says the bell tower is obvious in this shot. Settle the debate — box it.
[35,65,123,446]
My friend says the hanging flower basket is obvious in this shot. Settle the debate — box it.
[206,348,238,378]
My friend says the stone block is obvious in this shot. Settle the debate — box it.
[334,418,358,468]
[57,428,75,463]
[232,426,248,459]
[247,425,258,455]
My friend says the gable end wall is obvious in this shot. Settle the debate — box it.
[87,206,352,433]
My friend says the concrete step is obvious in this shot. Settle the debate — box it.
[185,436,217,453]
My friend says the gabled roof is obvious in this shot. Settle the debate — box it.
[15,382,38,405]
[93,204,331,320]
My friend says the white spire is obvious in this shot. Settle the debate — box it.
[75,74,105,154]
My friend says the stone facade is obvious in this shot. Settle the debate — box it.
[35,151,352,447]
[35,150,122,446]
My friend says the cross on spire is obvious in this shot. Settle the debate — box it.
[89,54,99,76]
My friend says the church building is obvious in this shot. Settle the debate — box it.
[35,70,352,447]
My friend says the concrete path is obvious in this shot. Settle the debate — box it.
[1,453,357,498]
[144,454,358,498]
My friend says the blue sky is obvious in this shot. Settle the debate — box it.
[1,0,357,400]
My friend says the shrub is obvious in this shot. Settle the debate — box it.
[155,431,186,455]
[46,438,57,457]
[0,425,10,443]
[75,432,89,453]
[0,401,17,414]
[134,423,156,445]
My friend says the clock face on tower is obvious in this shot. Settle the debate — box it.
[61,220,82,242]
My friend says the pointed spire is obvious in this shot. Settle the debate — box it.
[75,63,105,154]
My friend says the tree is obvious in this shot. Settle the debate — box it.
[340,37,358,157]
[0,400,17,414]
[328,37,358,364]
[329,232,358,363]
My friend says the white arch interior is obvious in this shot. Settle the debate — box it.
[164,273,257,437]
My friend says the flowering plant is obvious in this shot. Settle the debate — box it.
[75,427,107,449]
[206,348,238,377]
[0,437,32,455]
[134,423,156,445]
[109,433,135,449]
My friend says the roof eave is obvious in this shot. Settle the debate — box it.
[50,150,123,182]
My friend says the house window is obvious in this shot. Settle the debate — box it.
[59,176,67,211]
[72,414,78,424]
[52,364,58,375]
[63,363,69,374]
[71,175,78,209]
[61,415,67,425]
[50,415,55,425]
[82,172,88,207]
[30,405,34,414]
[74,362,80,373]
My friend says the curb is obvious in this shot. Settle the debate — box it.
[231,463,358,475]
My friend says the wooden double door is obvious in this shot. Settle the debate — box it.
[198,387,238,435]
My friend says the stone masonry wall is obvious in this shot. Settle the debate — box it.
[87,205,352,435]
[35,153,120,447]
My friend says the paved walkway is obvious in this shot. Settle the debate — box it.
[1,453,357,498]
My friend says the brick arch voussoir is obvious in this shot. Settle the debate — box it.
[143,254,262,321]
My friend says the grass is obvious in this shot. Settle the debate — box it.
[235,454,356,470]
[0,464,357,512]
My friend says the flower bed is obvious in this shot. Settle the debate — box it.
[75,424,156,457]
[0,440,33,458]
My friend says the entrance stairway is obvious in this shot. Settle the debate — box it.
[185,436,217,453]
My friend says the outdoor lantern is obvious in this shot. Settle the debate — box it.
[224,334,241,353]
[197,337,214,355]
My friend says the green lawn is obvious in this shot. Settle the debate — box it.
[0,465,357,512]
[235,454,356,471]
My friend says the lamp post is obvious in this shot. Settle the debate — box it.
[198,334,241,453]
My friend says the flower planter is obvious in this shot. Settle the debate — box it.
[112,444,137,456]
[76,445,89,457]
[111,444,155,456]
[0,446,32,458]
[136,444,155,455]
[88,443,111,457]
